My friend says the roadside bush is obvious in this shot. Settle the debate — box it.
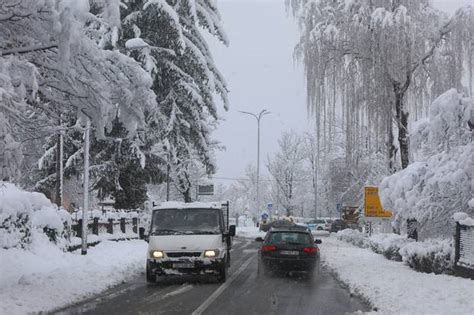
[0,182,71,250]
[399,239,453,274]
[336,229,370,248]
[369,233,414,261]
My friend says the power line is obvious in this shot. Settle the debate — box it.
[211,176,313,182]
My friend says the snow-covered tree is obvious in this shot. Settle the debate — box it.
[0,113,22,182]
[1,0,156,191]
[381,90,473,239]
[267,131,309,216]
[289,0,474,171]
[120,0,229,202]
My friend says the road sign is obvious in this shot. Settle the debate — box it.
[336,203,342,213]
[267,203,273,211]
[261,213,269,220]
[198,184,214,196]
[364,186,392,218]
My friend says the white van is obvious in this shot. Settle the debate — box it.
[145,202,236,283]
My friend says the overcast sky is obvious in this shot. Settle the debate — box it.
[209,0,472,184]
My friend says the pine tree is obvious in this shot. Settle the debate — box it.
[120,0,229,202]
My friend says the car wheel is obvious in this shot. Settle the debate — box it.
[317,226,323,231]
[146,263,156,284]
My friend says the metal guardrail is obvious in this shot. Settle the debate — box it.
[454,223,474,279]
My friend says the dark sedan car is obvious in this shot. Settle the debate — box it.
[256,226,321,276]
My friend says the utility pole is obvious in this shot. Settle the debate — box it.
[166,161,170,201]
[59,119,64,207]
[81,118,90,255]
[239,109,270,216]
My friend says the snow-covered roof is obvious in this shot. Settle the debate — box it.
[152,201,223,211]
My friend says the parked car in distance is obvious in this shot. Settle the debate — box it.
[307,218,331,231]
[330,219,348,233]
[256,226,321,276]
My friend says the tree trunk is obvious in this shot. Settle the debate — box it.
[388,121,397,173]
[394,85,410,169]
[183,188,192,203]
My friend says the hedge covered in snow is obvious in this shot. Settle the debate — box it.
[336,229,454,274]
[0,182,71,250]
[381,89,473,240]
[400,239,453,274]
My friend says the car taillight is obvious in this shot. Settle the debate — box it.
[303,247,318,254]
[262,245,276,252]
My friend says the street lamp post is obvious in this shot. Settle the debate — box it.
[239,109,270,217]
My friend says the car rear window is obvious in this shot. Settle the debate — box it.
[268,232,312,245]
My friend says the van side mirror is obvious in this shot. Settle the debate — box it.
[255,237,264,242]
[144,234,149,243]
[228,225,236,237]
[314,239,322,244]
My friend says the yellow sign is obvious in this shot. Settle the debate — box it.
[364,186,393,218]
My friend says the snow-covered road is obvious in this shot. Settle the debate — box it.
[2,230,473,315]
[0,239,147,314]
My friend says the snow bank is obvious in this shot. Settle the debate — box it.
[0,239,147,314]
[381,90,473,239]
[319,236,474,314]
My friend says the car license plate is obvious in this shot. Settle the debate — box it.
[173,262,194,268]
[280,250,299,256]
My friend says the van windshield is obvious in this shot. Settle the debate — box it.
[150,208,222,235]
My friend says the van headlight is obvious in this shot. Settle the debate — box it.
[204,249,219,258]
[150,250,164,259]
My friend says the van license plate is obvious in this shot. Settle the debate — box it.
[173,263,194,268]
[280,250,299,256]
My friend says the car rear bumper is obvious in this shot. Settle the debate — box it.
[147,258,225,276]
[261,256,317,271]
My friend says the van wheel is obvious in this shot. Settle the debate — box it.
[226,252,231,267]
[146,264,156,284]
[217,263,227,283]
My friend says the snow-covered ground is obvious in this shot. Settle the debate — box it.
[0,239,147,314]
[319,235,474,314]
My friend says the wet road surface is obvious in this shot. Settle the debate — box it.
[55,238,370,315]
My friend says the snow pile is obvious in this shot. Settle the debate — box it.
[319,236,474,314]
[381,89,473,240]
[236,226,266,239]
[369,233,413,261]
[0,182,71,249]
[453,211,474,227]
[399,239,453,274]
[0,239,147,314]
